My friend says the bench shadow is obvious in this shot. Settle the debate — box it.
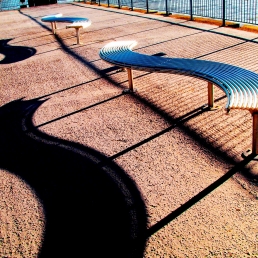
[0,98,147,258]
[0,39,36,64]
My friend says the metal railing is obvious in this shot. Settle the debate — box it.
[1,0,257,26]
[85,0,258,25]
[0,0,21,11]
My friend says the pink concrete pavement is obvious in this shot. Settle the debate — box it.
[0,3,257,257]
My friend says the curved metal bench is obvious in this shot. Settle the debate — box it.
[99,40,258,156]
[41,13,91,44]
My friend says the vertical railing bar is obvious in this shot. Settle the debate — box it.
[146,0,149,13]
[246,0,250,23]
[246,0,248,23]
[190,0,193,20]
[222,0,226,26]
[251,0,254,24]
[239,0,242,23]
[242,0,244,22]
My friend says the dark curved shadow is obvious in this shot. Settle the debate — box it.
[0,39,36,64]
[0,98,147,258]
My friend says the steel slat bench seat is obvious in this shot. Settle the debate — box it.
[99,40,258,157]
[41,13,91,44]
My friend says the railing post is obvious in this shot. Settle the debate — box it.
[146,0,149,13]
[118,0,121,9]
[222,0,226,26]
[190,0,193,20]
[165,0,168,16]
[130,0,133,10]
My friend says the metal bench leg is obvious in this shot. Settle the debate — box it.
[208,82,214,108]
[50,22,56,34]
[252,112,258,155]
[207,82,220,110]
[242,112,258,158]
[75,28,81,44]
[123,68,137,93]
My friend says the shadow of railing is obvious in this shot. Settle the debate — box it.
[146,152,255,237]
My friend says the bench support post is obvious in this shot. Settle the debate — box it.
[75,28,81,45]
[125,68,135,93]
[50,22,56,34]
[252,112,258,155]
[207,82,220,110]
[208,82,214,108]
[242,112,258,158]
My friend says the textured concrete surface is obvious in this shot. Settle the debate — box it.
[0,3,258,257]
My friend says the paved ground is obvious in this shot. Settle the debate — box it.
[0,3,258,257]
